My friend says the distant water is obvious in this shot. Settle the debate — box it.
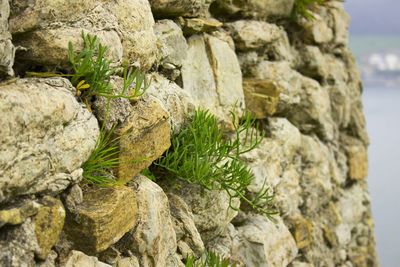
[363,87,400,267]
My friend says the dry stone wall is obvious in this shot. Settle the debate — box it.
[0,1,378,267]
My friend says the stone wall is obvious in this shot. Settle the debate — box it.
[0,0,378,267]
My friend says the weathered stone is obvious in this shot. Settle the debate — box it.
[226,20,283,51]
[116,256,140,267]
[117,97,171,183]
[64,186,137,254]
[115,176,178,267]
[149,0,209,18]
[205,223,237,260]
[160,179,239,243]
[291,217,313,249]
[0,78,99,203]
[34,196,66,260]
[0,0,14,77]
[243,79,281,118]
[179,17,223,36]
[0,200,40,227]
[0,219,39,266]
[146,73,193,133]
[342,137,368,180]
[299,13,333,44]
[210,0,296,19]
[64,250,111,267]
[154,20,188,67]
[11,0,157,69]
[329,2,350,45]
[168,193,205,257]
[231,214,298,267]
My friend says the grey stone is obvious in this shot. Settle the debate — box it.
[0,78,99,203]
[64,250,111,267]
[149,0,210,18]
[0,0,14,77]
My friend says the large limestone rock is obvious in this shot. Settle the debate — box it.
[231,214,298,267]
[115,176,178,267]
[64,186,137,254]
[0,78,99,203]
[181,34,245,124]
[0,0,14,77]
[11,0,157,69]
[117,97,171,183]
[210,0,295,19]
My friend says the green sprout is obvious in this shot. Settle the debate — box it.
[185,251,233,267]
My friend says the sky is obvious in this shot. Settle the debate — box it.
[344,0,400,35]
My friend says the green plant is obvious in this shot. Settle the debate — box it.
[185,251,232,267]
[68,32,149,102]
[155,109,276,219]
[81,125,120,186]
[291,0,327,20]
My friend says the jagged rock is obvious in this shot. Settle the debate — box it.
[178,17,223,36]
[181,34,245,125]
[160,179,240,244]
[168,194,205,257]
[64,186,137,254]
[210,0,295,19]
[205,224,237,260]
[0,200,40,227]
[154,20,188,67]
[0,78,99,203]
[34,197,66,260]
[146,73,193,133]
[149,0,209,18]
[0,218,39,266]
[115,176,178,267]
[298,13,333,44]
[11,0,157,69]
[328,2,350,45]
[0,197,65,265]
[243,79,281,118]
[64,250,111,267]
[231,214,298,267]
[0,0,14,77]
[117,97,171,183]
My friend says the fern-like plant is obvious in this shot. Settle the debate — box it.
[291,0,327,20]
[68,32,149,103]
[155,109,276,219]
[185,251,233,267]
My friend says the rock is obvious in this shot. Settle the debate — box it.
[154,20,188,67]
[231,214,298,267]
[0,78,99,203]
[243,79,281,118]
[226,20,283,51]
[64,250,111,267]
[64,186,137,254]
[149,0,209,18]
[116,257,140,267]
[210,0,296,19]
[0,219,39,266]
[146,73,193,133]
[160,179,239,243]
[11,0,157,69]
[329,2,350,45]
[168,194,205,257]
[0,0,14,77]
[0,200,40,227]
[291,217,313,249]
[115,176,178,267]
[33,196,66,260]
[178,17,223,36]
[342,137,368,181]
[298,12,333,44]
[205,224,237,260]
[117,97,171,183]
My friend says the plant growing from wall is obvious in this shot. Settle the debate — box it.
[155,109,277,219]
[185,251,233,267]
[291,0,327,20]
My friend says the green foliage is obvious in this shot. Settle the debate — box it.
[185,251,233,267]
[81,125,120,186]
[155,109,276,219]
[68,32,149,102]
[291,0,326,20]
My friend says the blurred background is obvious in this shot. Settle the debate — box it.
[345,0,400,266]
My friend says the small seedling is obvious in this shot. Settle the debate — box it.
[185,251,233,267]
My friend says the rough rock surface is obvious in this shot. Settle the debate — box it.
[64,186,137,254]
[0,78,99,203]
[116,176,178,267]
[0,0,14,77]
